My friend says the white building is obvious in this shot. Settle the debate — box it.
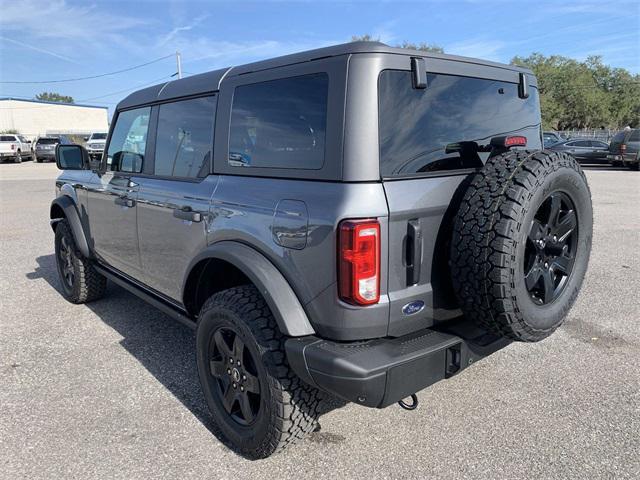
[0,98,108,140]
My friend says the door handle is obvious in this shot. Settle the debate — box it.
[406,219,422,286]
[115,196,135,208]
[173,207,202,223]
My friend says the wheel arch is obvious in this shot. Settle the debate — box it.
[183,241,316,337]
[50,195,91,258]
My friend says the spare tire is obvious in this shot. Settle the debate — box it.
[450,150,592,342]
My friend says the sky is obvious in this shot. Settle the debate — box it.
[1,0,638,116]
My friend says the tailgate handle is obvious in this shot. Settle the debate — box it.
[406,219,422,286]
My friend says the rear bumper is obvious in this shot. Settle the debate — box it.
[285,320,510,408]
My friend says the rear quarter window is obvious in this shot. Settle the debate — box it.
[228,73,328,170]
[378,71,542,177]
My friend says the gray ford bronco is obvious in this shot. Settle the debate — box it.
[51,42,593,458]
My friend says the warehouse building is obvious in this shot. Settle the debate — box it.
[0,98,108,140]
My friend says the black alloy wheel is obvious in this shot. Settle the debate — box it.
[524,191,578,305]
[57,235,76,289]
[208,326,261,426]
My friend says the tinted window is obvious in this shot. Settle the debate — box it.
[106,107,150,173]
[90,133,107,140]
[0,136,16,141]
[154,96,216,178]
[570,141,590,147]
[37,138,59,145]
[592,141,608,148]
[629,130,640,142]
[378,71,542,177]
[229,73,328,170]
[611,131,627,143]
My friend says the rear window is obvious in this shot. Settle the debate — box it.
[378,71,542,177]
[228,73,328,170]
[37,138,59,144]
[0,135,16,142]
[611,131,627,143]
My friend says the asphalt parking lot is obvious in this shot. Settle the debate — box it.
[1,161,638,479]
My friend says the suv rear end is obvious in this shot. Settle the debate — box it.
[35,137,61,162]
[609,129,640,170]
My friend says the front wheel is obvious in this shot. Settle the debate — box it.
[54,219,106,303]
[196,285,325,459]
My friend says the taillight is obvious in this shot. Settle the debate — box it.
[338,219,380,305]
[621,144,627,153]
[10,144,15,151]
[504,136,527,147]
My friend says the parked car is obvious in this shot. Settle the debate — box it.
[608,129,640,170]
[0,134,33,163]
[50,42,593,458]
[549,139,610,163]
[85,132,107,159]
[543,131,564,147]
[35,136,72,163]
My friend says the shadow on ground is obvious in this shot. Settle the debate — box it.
[27,254,346,458]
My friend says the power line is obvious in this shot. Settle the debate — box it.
[77,75,174,102]
[0,54,174,84]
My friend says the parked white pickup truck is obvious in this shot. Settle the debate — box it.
[0,134,33,163]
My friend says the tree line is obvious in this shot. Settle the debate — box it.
[352,35,640,129]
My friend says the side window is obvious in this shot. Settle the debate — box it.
[228,73,328,170]
[629,130,640,142]
[573,141,590,147]
[106,107,151,173]
[154,96,216,178]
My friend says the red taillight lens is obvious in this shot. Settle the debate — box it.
[621,144,627,153]
[505,136,527,147]
[10,144,15,150]
[338,219,380,305]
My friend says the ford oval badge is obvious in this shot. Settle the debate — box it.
[402,300,425,316]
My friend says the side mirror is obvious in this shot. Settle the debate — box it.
[56,144,90,170]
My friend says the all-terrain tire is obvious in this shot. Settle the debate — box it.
[54,219,107,303]
[450,150,593,342]
[196,285,326,459]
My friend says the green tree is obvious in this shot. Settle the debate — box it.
[512,53,639,129]
[35,92,74,104]
[351,35,444,53]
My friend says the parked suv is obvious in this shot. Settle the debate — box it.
[608,129,640,170]
[0,134,33,163]
[51,42,593,459]
[35,136,72,162]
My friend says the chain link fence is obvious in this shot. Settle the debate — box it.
[555,129,623,143]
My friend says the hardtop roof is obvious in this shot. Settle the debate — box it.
[117,41,534,110]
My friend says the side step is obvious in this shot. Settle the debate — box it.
[94,264,196,330]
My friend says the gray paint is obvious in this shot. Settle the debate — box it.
[51,43,542,341]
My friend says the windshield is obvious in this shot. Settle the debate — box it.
[37,138,59,145]
[90,133,107,140]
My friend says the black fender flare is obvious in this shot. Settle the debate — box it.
[50,195,91,258]
[186,242,315,337]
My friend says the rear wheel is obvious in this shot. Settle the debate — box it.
[196,285,325,459]
[451,150,593,342]
[14,151,22,163]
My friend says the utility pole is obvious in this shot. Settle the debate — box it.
[176,51,182,79]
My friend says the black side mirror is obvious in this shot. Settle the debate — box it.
[56,144,90,170]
